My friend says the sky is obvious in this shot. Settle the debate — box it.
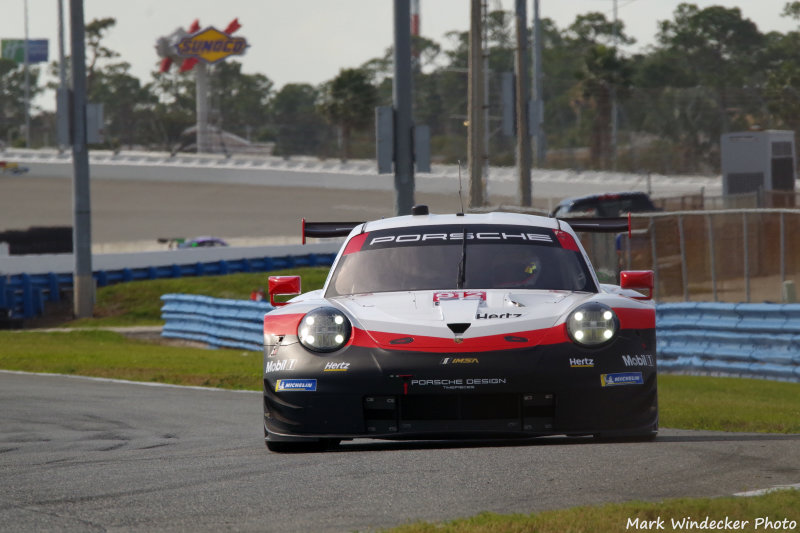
[1,0,798,110]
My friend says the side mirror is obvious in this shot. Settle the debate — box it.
[268,276,301,307]
[620,270,654,300]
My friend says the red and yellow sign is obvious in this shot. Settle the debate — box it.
[176,26,247,64]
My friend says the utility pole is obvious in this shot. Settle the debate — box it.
[57,0,70,152]
[23,0,31,148]
[531,0,546,167]
[482,0,490,202]
[514,0,531,206]
[468,0,484,207]
[70,0,94,318]
[611,0,618,169]
[393,0,415,215]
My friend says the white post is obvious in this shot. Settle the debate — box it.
[196,61,210,153]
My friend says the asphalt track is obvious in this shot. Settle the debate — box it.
[0,176,517,245]
[2,372,799,532]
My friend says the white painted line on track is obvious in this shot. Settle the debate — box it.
[0,369,260,394]
[734,483,800,497]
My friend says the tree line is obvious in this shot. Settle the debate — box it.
[3,3,800,175]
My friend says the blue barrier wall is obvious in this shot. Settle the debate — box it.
[161,294,273,352]
[658,302,800,382]
[1,252,336,321]
[160,297,800,383]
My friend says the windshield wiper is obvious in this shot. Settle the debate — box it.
[457,226,467,289]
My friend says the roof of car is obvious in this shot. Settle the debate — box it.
[359,211,562,233]
[554,191,651,207]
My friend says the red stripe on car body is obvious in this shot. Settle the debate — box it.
[613,306,656,330]
[350,323,570,353]
[263,313,305,335]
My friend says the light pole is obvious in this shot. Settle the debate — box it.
[70,0,94,318]
[514,0,531,206]
[393,0,415,215]
[23,0,31,148]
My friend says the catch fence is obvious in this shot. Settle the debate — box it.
[605,209,800,302]
[652,190,800,211]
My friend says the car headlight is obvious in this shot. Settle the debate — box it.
[297,307,352,353]
[566,304,618,347]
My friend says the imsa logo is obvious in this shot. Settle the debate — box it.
[440,357,479,365]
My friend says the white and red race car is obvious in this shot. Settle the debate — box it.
[262,206,656,452]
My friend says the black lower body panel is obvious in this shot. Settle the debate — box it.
[263,333,659,441]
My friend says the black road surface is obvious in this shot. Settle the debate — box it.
[1,372,798,532]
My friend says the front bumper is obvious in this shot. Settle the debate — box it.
[263,332,658,440]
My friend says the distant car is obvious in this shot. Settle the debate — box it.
[261,206,657,452]
[0,161,30,175]
[177,236,229,248]
[550,192,658,218]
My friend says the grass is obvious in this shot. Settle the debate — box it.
[658,374,800,433]
[65,267,330,327]
[384,490,800,533]
[0,329,261,390]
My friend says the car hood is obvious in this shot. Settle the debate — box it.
[332,290,591,350]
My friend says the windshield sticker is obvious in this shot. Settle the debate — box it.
[363,225,556,250]
[433,291,486,302]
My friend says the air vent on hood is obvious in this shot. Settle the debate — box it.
[447,323,471,335]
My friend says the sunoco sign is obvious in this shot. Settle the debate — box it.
[175,26,247,64]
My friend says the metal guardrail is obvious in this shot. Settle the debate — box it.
[657,302,800,382]
[159,296,800,383]
[1,252,336,321]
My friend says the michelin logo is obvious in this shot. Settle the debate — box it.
[275,379,317,392]
[600,372,644,387]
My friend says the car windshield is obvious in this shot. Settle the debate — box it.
[325,224,597,297]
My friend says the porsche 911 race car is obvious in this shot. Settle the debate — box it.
[262,206,657,452]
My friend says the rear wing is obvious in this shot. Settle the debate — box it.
[301,219,363,244]
[558,215,631,237]
[300,215,631,244]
